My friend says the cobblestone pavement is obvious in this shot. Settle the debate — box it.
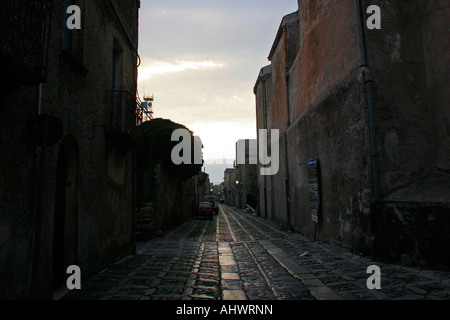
[64,204,450,300]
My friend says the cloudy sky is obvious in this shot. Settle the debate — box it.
[137,0,298,182]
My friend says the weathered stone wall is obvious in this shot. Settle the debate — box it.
[0,86,40,299]
[294,0,360,118]
[373,172,450,269]
[151,165,195,232]
[262,2,372,250]
[422,1,450,173]
[138,164,210,236]
[360,0,450,191]
[286,74,373,252]
[287,0,371,245]
[360,0,450,266]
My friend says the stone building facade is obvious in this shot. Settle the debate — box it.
[255,0,449,268]
[195,171,211,205]
[0,0,141,298]
[234,139,258,210]
[223,168,236,206]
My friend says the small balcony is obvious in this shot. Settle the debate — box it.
[0,0,52,95]
[105,90,141,151]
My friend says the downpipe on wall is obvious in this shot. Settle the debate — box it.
[284,65,292,230]
[355,0,381,202]
[262,77,269,219]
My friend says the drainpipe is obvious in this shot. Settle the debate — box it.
[31,83,48,298]
[283,23,292,230]
[32,1,53,296]
[355,0,381,201]
[261,74,268,220]
[284,79,291,229]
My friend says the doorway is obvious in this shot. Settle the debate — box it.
[52,135,79,291]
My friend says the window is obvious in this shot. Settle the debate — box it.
[112,38,124,90]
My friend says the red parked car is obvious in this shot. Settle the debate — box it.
[195,202,214,220]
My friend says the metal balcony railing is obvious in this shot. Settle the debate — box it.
[105,90,141,143]
[0,0,52,85]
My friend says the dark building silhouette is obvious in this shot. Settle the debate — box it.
[0,0,141,298]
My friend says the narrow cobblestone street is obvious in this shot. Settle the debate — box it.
[63,205,450,301]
